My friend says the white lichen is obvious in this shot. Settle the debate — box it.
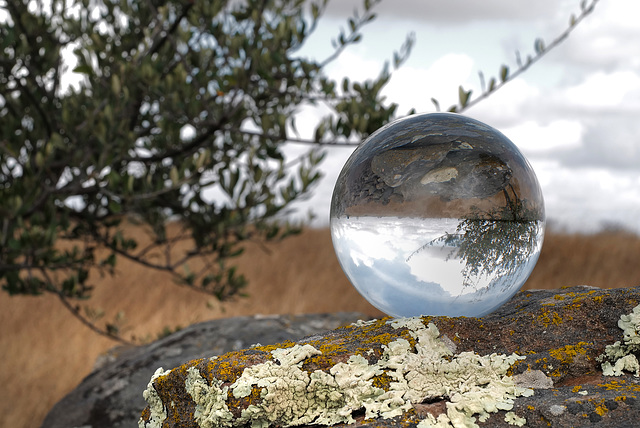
[231,345,386,427]
[351,318,378,327]
[504,411,527,426]
[142,317,532,428]
[185,366,234,428]
[384,317,531,427]
[602,354,640,377]
[600,303,640,377]
[138,367,170,428]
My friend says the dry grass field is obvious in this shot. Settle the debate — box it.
[1,224,640,427]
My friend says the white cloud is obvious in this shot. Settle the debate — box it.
[558,0,640,70]
[562,71,640,110]
[324,0,574,24]
[290,0,640,233]
[536,161,640,234]
[325,48,386,85]
[556,117,640,170]
[470,78,542,128]
[500,120,583,154]
[381,53,475,114]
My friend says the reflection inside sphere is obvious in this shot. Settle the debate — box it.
[330,113,545,318]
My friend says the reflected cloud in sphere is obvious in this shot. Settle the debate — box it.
[330,113,545,317]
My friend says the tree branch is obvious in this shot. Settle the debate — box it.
[39,268,133,345]
[231,127,361,147]
[452,0,600,113]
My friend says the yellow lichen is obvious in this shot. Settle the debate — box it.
[548,342,591,365]
[595,403,608,417]
[597,380,640,393]
[142,318,533,428]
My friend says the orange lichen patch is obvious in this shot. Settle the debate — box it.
[561,289,601,307]
[156,360,199,390]
[361,332,396,347]
[226,385,263,411]
[572,385,582,393]
[537,310,564,328]
[367,328,418,349]
[595,402,609,417]
[204,350,272,383]
[549,342,591,365]
[303,342,351,370]
[338,317,420,349]
[554,295,566,301]
[140,407,150,422]
[372,372,394,390]
[252,341,296,353]
[597,380,640,393]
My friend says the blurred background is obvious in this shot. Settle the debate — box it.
[288,0,640,233]
[1,0,639,427]
[1,225,640,427]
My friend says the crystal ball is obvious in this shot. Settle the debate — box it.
[330,113,545,318]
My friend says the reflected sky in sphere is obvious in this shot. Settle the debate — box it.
[330,113,545,318]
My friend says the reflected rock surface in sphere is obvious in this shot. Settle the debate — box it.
[330,113,545,318]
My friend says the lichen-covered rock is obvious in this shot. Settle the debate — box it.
[140,286,640,428]
[41,313,370,428]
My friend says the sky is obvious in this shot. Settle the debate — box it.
[286,0,640,234]
[4,0,638,234]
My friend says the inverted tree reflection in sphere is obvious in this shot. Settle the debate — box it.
[330,113,545,318]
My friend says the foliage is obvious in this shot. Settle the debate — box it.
[0,0,413,341]
[409,189,544,292]
[0,0,599,342]
[433,0,600,113]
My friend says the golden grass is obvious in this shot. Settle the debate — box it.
[1,225,639,427]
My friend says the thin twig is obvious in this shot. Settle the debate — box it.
[458,0,599,113]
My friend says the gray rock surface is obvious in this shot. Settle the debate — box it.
[138,285,640,428]
[41,312,370,428]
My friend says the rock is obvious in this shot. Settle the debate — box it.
[40,312,370,428]
[138,286,640,428]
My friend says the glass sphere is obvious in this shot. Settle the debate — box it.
[330,113,545,318]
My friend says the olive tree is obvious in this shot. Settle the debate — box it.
[0,0,597,341]
[0,0,413,340]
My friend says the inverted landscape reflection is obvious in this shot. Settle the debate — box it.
[330,113,545,318]
[331,216,544,318]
